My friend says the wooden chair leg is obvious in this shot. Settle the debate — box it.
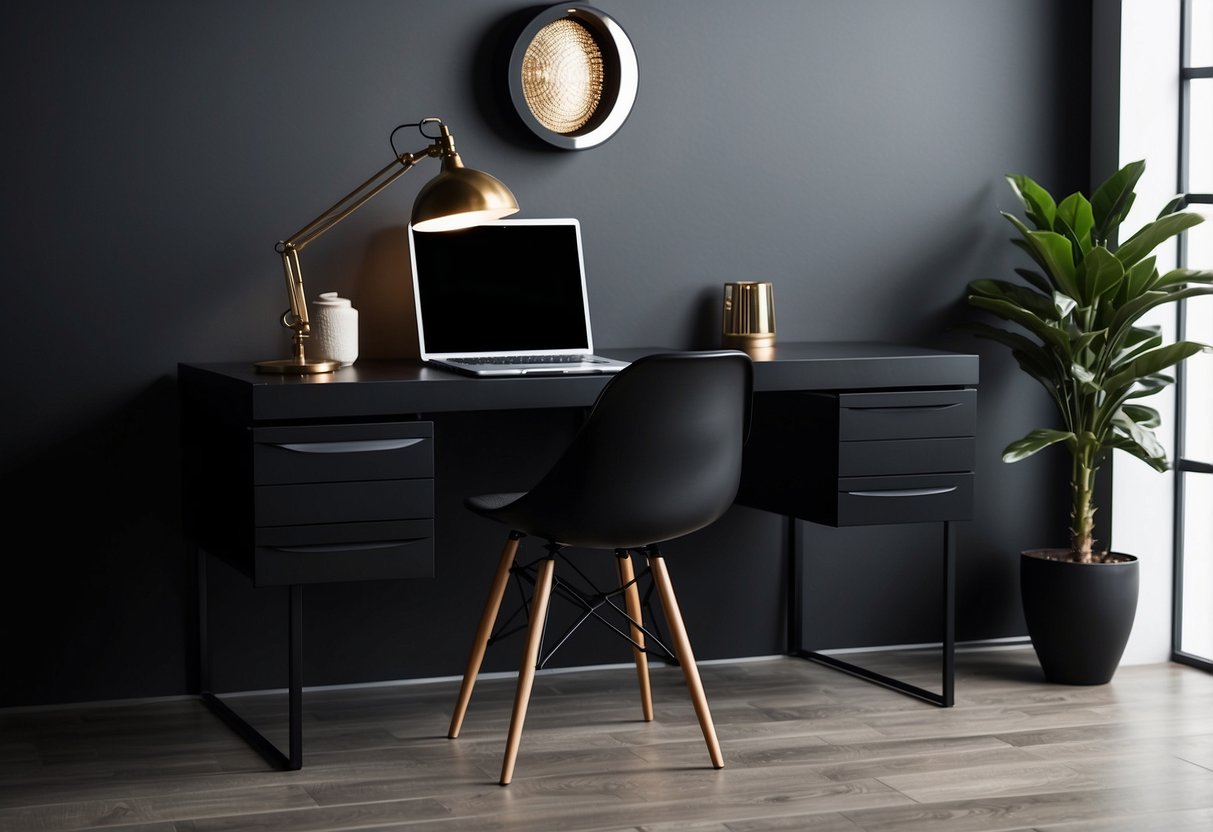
[648,550,724,769]
[616,551,653,722]
[448,533,522,739]
[500,555,556,786]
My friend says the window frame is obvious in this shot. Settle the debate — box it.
[1171,0,1213,673]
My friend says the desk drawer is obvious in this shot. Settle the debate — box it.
[837,390,976,441]
[256,479,434,527]
[836,473,973,525]
[839,437,974,477]
[253,422,433,485]
[254,519,434,585]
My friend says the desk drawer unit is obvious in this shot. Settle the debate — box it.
[250,422,434,585]
[738,388,976,526]
[185,419,435,586]
[831,390,975,525]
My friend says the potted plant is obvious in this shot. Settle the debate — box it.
[965,159,1213,684]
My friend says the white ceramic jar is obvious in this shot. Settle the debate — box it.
[310,292,359,366]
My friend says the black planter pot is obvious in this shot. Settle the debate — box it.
[1020,549,1139,685]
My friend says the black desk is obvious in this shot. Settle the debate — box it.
[179,342,978,769]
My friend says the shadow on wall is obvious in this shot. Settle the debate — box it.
[471,5,565,154]
[882,185,999,348]
[1,376,189,706]
[693,285,724,349]
[353,227,421,359]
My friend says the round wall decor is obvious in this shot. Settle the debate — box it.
[508,4,638,150]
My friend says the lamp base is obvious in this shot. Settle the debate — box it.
[254,357,341,374]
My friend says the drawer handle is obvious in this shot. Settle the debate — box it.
[846,403,963,413]
[269,540,426,553]
[274,438,426,454]
[847,486,958,498]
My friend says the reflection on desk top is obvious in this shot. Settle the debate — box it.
[177,342,978,423]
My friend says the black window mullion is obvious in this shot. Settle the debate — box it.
[1171,0,1212,671]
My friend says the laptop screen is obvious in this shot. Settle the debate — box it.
[409,218,594,356]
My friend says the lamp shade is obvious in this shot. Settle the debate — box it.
[411,158,519,232]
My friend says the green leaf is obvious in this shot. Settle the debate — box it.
[1112,411,1169,465]
[967,295,1073,357]
[1052,291,1077,319]
[1015,268,1055,294]
[1125,373,1175,399]
[1115,325,1163,365]
[959,323,1064,391]
[1091,160,1145,243]
[1115,211,1205,269]
[1029,231,1080,299]
[1157,194,1186,218]
[1109,286,1213,346]
[1071,363,1100,396]
[1122,403,1161,428]
[1154,267,1213,289]
[968,279,1061,320]
[1003,429,1075,463]
[959,322,1065,413]
[1107,435,1171,472]
[1056,191,1095,254]
[1104,341,1211,401]
[1073,330,1109,364]
[1004,215,1080,300]
[1007,174,1057,230]
[1117,256,1158,304]
[1012,350,1065,403]
[1076,245,1125,305]
[1070,362,1096,385]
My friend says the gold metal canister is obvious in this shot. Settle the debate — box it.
[722,281,776,351]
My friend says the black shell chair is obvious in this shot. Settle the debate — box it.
[446,350,754,785]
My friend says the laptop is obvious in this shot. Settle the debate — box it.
[408,217,630,377]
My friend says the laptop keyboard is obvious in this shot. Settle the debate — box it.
[450,355,607,365]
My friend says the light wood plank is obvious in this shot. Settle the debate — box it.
[0,648,1211,832]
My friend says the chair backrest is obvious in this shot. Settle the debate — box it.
[508,350,754,549]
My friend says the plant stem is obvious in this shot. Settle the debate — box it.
[1071,449,1097,563]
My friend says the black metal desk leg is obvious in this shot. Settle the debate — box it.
[197,542,210,695]
[941,520,956,706]
[197,545,305,770]
[786,516,802,655]
[287,584,303,769]
[794,520,956,708]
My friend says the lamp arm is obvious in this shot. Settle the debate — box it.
[283,148,436,252]
[271,140,444,330]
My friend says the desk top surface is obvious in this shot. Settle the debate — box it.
[179,342,978,423]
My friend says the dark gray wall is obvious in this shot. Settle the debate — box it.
[1,0,1090,707]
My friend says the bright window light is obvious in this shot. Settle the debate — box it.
[1190,79,1213,192]
[1180,473,1213,657]
[1190,0,1213,66]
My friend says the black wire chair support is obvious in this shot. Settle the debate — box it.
[486,543,679,670]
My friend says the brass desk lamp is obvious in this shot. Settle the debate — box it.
[256,118,519,374]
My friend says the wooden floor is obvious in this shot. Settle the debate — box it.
[2,646,1213,831]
